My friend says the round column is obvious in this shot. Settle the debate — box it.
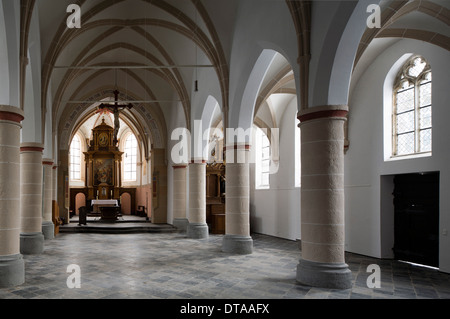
[222,144,253,254]
[19,143,45,255]
[52,165,58,201]
[172,165,188,232]
[187,161,208,239]
[0,106,25,288]
[42,160,54,240]
[296,105,352,289]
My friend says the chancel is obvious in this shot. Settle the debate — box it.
[69,115,138,222]
[1,0,450,300]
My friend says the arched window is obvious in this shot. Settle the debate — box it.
[393,56,432,157]
[124,134,138,181]
[70,135,81,181]
[255,127,270,189]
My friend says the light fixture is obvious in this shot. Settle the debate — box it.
[194,7,199,92]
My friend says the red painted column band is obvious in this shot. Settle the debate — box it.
[0,111,24,123]
[298,109,348,123]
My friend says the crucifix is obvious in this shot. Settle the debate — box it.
[98,90,133,145]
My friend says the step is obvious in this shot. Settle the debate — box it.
[59,222,178,234]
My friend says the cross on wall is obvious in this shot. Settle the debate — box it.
[97,90,133,145]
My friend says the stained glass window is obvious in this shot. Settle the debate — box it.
[393,56,432,157]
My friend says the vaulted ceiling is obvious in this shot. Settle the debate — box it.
[29,0,449,145]
[353,0,450,84]
[36,0,236,138]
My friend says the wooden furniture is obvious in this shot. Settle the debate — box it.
[91,199,118,214]
[206,163,225,234]
[100,206,121,222]
[78,206,88,225]
[136,205,146,217]
[69,188,89,217]
[52,201,63,235]
[69,119,137,218]
[119,188,136,216]
[84,119,124,201]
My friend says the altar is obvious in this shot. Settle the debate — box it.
[91,199,118,214]
[69,118,137,218]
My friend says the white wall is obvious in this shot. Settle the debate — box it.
[166,101,190,225]
[0,0,20,107]
[250,98,301,241]
[346,39,450,273]
[228,1,297,130]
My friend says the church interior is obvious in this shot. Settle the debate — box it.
[1,0,450,300]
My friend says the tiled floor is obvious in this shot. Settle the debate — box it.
[1,232,450,299]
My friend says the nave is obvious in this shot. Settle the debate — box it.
[1,0,450,295]
[1,232,450,300]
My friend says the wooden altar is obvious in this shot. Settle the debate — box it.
[91,199,118,213]
[206,163,225,234]
[69,119,136,217]
[85,119,123,201]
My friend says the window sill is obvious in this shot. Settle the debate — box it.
[385,152,432,162]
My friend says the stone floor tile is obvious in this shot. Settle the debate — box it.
[0,232,449,300]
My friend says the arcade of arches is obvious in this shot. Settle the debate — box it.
[0,0,450,292]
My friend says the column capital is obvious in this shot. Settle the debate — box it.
[20,142,44,153]
[298,105,348,123]
[0,105,25,124]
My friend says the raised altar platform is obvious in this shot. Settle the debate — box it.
[60,215,177,234]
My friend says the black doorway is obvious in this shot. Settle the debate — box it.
[393,172,439,268]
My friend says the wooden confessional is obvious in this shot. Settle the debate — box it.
[206,163,226,234]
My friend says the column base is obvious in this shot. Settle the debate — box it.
[222,235,253,255]
[0,254,25,288]
[296,258,353,289]
[20,232,45,255]
[173,218,189,232]
[187,223,209,239]
[42,221,55,240]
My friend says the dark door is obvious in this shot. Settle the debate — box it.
[393,172,439,267]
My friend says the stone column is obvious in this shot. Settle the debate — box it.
[296,105,352,289]
[52,165,58,201]
[222,144,253,254]
[19,143,45,255]
[172,165,188,231]
[57,150,69,224]
[0,105,25,288]
[42,160,55,239]
[52,165,59,225]
[187,161,208,239]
